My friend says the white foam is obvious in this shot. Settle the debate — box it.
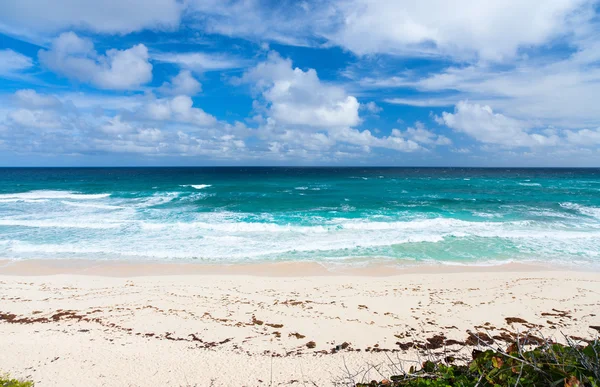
[560,202,600,219]
[7,219,600,262]
[129,192,182,208]
[0,198,49,203]
[180,184,211,190]
[0,219,122,229]
[60,201,123,210]
[518,182,541,186]
[140,221,331,233]
[2,190,600,263]
[472,211,503,218]
[131,216,600,239]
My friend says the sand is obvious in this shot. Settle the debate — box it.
[0,260,599,386]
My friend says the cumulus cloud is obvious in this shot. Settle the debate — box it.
[159,70,202,96]
[139,95,217,126]
[241,52,361,128]
[0,89,247,159]
[565,128,600,145]
[4,88,599,164]
[7,109,62,129]
[100,115,136,135]
[256,120,422,157]
[330,127,422,152]
[362,101,382,114]
[14,89,63,109]
[0,0,595,64]
[395,122,452,146]
[5,90,66,130]
[436,101,561,147]
[39,32,152,90]
[327,0,591,60]
[1,86,438,162]
[235,52,456,158]
[0,0,182,36]
[0,49,33,77]
[184,0,595,62]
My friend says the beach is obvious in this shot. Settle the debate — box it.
[1,261,599,386]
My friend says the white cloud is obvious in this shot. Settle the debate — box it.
[241,52,360,128]
[331,127,422,152]
[436,101,561,147]
[39,32,152,90]
[4,89,599,163]
[139,96,217,126]
[0,0,183,36]
[237,52,453,157]
[0,89,247,158]
[188,0,320,47]
[564,128,600,145]
[153,52,247,72]
[362,101,382,114]
[159,70,202,96]
[57,93,144,111]
[417,64,600,126]
[394,122,452,146]
[4,90,67,130]
[0,49,33,77]
[14,89,63,109]
[184,0,596,63]
[327,0,592,61]
[374,37,600,129]
[256,120,422,156]
[100,115,135,135]
[0,0,596,66]
[7,109,62,129]
[384,98,455,108]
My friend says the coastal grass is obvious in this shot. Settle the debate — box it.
[355,337,600,387]
[0,373,33,387]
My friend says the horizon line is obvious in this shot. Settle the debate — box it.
[1,165,600,169]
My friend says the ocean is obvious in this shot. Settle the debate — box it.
[1,167,599,267]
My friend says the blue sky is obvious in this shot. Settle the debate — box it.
[0,0,599,166]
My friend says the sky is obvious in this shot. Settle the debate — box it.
[0,0,599,167]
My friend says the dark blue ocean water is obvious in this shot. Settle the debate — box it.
[1,167,600,267]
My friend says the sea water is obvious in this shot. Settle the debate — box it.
[1,167,599,267]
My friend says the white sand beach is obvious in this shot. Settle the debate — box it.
[1,261,599,386]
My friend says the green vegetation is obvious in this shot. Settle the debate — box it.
[0,373,33,387]
[358,339,600,387]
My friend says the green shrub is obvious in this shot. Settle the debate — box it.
[358,339,600,387]
[0,373,33,387]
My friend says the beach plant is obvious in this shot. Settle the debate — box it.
[355,338,600,387]
[0,373,33,387]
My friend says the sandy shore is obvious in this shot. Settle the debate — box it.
[1,261,599,386]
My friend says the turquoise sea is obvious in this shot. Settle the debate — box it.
[1,167,600,267]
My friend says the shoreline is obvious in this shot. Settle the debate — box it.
[0,258,577,277]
